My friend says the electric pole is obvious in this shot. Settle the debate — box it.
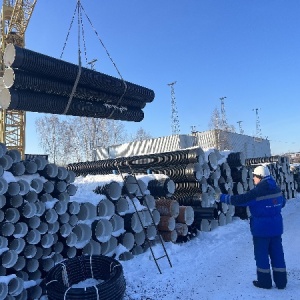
[237,121,244,134]
[253,108,262,139]
[168,81,180,135]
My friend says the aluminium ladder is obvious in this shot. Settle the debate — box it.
[116,166,172,274]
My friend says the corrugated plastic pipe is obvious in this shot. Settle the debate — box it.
[141,194,155,210]
[7,194,24,208]
[0,282,8,300]
[43,180,54,194]
[146,224,157,240]
[68,201,81,215]
[4,67,148,109]
[110,214,124,236]
[160,230,178,243]
[8,161,25,176]
[39,163,58,179]
[66,232,78,247]
[0,222,15,237]
[72,223,92,247]
[176,206,194,226]
[8,277,24,297]
[115,197,130,215]
[147,178,175,198]
[158,216,176,231]
[123,174,139,194]
[4,44,155,103]
[57,166,69,180]
[0,88,145,121]
[26,258,39,273]
[25,229,41,245]
[0,236,8,248]
[101,236,118,256]
[82,239,102,255]
[60,223,72,238]
[94,181,122,201]
[27,285,42,300]
[92,219,113,243]
[0,154,13,170]
[97,198,115,218]
[0,142,7,157]
[48,221,60,234]
[41,233,55,248]
[124,211,144,233]
[37,222,48,234]
[77,202,97,220]
[22,202,37,218]
[5,207,20,223]
[6,181,20,196]
[0,178,8,195]
[25,190,38,203]
[66,183,77,196]
[33,156,48,171]
[9,238,25,254]
[35,201,46,217]
[175,223,188,236]
[54,199,68,215]
[155,198,179,218]
[28,216,41,229]
[134,230,145,246]
[0,195,5,208]
[13,256,26,271]
[24,160,38,174]
[13,222,28,238]
[2,250,18,268]
[7,149,21,162]
[44,208,58,224]
[118,232,134,251]
[18,179,30,196]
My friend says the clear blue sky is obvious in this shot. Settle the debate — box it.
[23,0,300,155]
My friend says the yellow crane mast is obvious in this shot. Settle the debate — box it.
[0,0,37,157]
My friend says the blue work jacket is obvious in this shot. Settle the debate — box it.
[229,175,285,237]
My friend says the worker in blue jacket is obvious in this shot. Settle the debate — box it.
[220,165,287,289]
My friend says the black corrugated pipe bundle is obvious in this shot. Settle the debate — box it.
[67,147,205,177]
[4,43,155,104]
[147,178,176,198]
[43,255,126,300]
[0,88,144,122]
[226,152,245,168]
[193,207,219,221]
[3,68,147,109]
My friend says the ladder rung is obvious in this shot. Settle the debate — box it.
[155,254,168,261]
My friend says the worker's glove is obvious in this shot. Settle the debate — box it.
[220,194,231,204]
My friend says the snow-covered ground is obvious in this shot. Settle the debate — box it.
[121,196,300,300]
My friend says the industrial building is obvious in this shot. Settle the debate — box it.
[94,129,271,160]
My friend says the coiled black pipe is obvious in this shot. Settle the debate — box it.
[43,255,126,300]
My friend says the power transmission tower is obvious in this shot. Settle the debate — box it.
[220,96,228,131]
[237,121,244,134]
[253,108,262,139]
[168,81,180,135]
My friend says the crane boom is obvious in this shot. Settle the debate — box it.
[0,0,37,157]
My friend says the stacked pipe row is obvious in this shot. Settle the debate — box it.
[67,148,296,238]
[0,144,194,298]
[0,43,155,121]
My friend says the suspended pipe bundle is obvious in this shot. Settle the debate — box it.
[4,44,155,104]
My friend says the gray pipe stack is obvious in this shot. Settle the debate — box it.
[0,43,155,121]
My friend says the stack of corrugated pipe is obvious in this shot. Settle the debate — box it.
[0,43,155,121]
[0,143,188,298]
[67,148,296,239]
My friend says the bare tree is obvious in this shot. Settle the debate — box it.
[131,127,152,141]
[35,115,128,164]
[208,107,221,130]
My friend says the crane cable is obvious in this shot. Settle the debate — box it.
[60,0,128,116]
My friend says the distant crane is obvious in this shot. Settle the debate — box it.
[220,96,228,131]
[253,108,262,139]
[168,81,180,135]
[237,120,244,134]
